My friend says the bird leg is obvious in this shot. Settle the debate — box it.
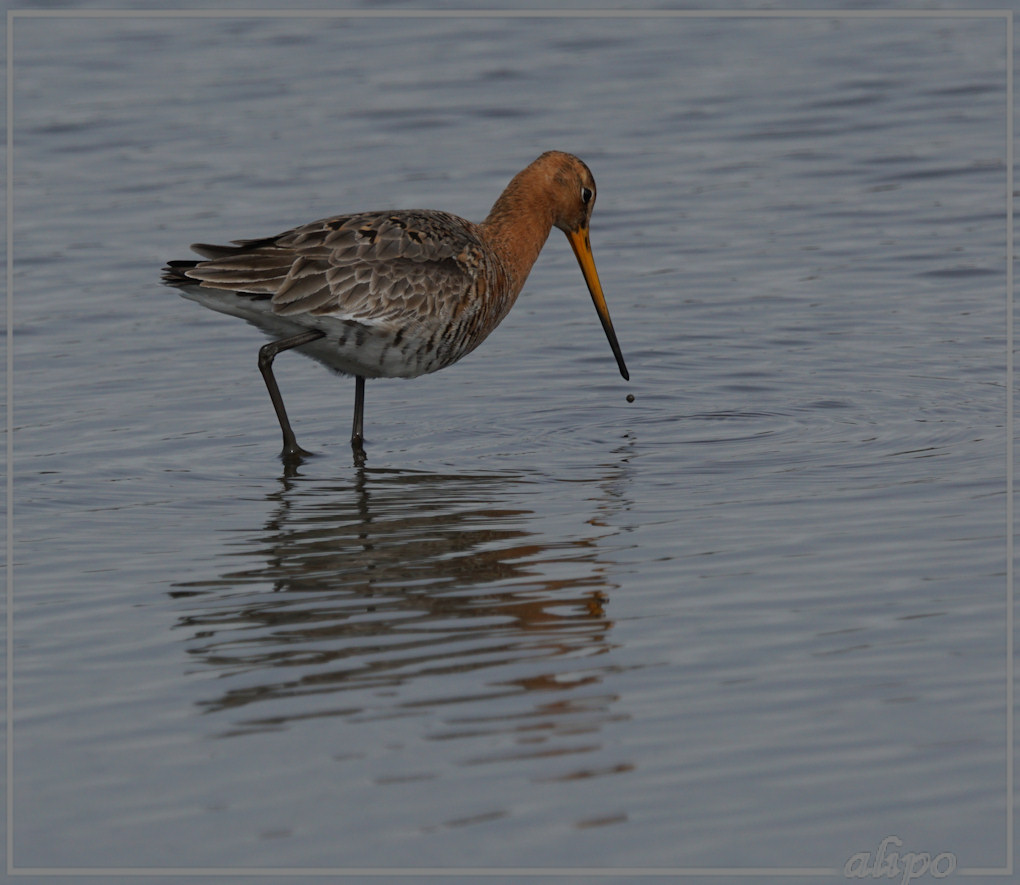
[351,375,367,467]
[258,329,326,461]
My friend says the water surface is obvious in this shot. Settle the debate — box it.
[7,7,1011,883]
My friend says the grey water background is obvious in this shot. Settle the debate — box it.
[6,5,1012,883]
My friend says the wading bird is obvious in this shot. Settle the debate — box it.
[163,151,629,466]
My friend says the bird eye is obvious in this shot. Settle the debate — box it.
[580,186,594,205]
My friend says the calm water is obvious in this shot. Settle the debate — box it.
[7,5,1012,883]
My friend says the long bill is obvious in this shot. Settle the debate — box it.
[566,227,630,381]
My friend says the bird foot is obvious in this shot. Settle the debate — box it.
[281,443,316,463]
[351,436,367,468]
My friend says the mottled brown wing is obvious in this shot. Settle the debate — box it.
[181,210,485,328]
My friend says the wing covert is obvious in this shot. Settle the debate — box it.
[180,210,486,328]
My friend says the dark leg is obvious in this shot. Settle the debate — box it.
[351,375,367,467]
[257,329,325,461]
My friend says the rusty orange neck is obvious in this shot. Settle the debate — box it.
[479,168,557,299]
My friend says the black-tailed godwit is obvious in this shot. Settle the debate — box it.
[162,151,629,465]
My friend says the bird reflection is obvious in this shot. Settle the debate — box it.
[170,468,618,738]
